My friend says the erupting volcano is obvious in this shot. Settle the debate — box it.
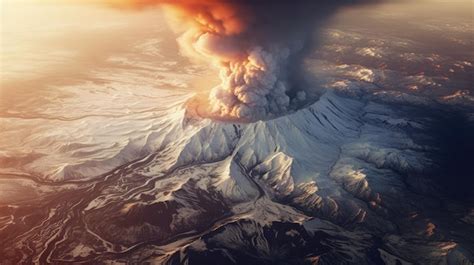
[1,0,473,264]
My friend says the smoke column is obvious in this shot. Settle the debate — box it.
[110,0,376,120]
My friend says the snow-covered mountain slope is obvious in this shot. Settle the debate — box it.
[4,89,472,264]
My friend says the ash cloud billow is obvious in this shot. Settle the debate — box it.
[113,0,377,120]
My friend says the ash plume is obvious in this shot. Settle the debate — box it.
[112,0,377,120]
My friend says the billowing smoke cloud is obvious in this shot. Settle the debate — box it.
[111,0,376,120]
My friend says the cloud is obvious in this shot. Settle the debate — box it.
[108,0,380,120]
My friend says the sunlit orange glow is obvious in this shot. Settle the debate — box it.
[103,0,275,119]
[107,0,251,35]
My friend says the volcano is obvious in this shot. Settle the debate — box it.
[1,1,473,264]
